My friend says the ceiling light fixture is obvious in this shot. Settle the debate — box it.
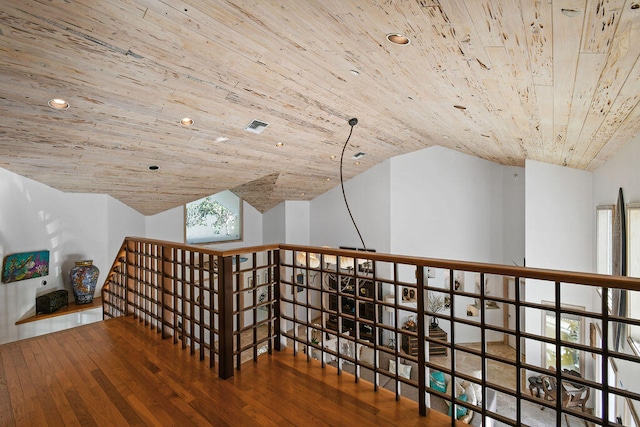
[275,142,284,147]
[180,117,194,126]
[48,98,69,110]
[386,33,411,45]
[355,161,360,165]
[330,155,336,159]
[215,136,229,143]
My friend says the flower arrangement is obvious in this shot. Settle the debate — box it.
[428,294,446,313]
[428,294,446,327]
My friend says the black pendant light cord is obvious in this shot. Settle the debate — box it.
[340,118,367,252]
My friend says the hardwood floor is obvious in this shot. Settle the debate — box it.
[0,317,453,426]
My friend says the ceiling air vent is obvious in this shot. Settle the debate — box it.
[244,119,269,134]
[352,152,366,160]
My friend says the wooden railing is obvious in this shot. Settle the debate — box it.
[101,237,280,379]
[102,237,640,426]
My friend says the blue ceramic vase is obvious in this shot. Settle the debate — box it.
[69,260,99,304]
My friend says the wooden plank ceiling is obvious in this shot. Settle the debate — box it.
[1,0,639,215]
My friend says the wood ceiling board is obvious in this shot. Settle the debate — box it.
[533,83,555,161]
[575,57,640,168]
[572,3,640,165]
[563,52,609,166]
[551,0,587,163]
[520,0,554,86]
[438,0,493,72]
[463,0,507,48]
[580,0,625,53]
[588,97,640,169]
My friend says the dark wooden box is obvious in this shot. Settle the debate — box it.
[36,289,69,314]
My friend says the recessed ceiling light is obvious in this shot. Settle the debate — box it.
[326,178,331,181]
[215,136,229,143]
[350,69,360,76]
[355,161,360,165]
[330,155,336,159]
[149,165,159,170]
[300,192,305,196]
[386,33,410,45]
[48,98,69,110]
[453,105,467,110]
[631,3,639,9]
[275,142,284,147]
[180,117,193,126]
[443,135,449,139]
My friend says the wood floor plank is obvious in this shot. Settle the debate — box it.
[0,317,454,426]
[0,351,17,427]
[19,340,66,426]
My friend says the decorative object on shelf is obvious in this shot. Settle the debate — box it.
[2,250,49,284]
[466,304,479,317]
[472,275,500,309]
[35,289,69,314]
[428,325,448,356]
[69,260,99,304]
[402,286,416,302]
[402,316,418,356]
[428,294,446,327]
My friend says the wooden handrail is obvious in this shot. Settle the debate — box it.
[279,243,640,289]
[105,238,640,292]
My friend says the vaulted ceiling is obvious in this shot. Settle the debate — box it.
[1,0,639,215]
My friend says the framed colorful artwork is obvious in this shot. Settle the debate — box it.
[2,250,50,283]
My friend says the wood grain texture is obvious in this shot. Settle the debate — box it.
[0,317,453,426]
[1,0,640,214]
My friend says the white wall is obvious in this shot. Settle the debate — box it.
[310,160,391,253]
[145,206,183,242]
[262,202,286,244]
[390,146,505,263]
[0,167,144,344]
[285,201,310,245]
[502,166,526,266]
[593,133,640,206]
[525,160,594,273]
[107,196,145,263]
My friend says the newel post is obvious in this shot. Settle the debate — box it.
[274,249,281,352]
[218,255,234,379]
[416,265,427,416]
